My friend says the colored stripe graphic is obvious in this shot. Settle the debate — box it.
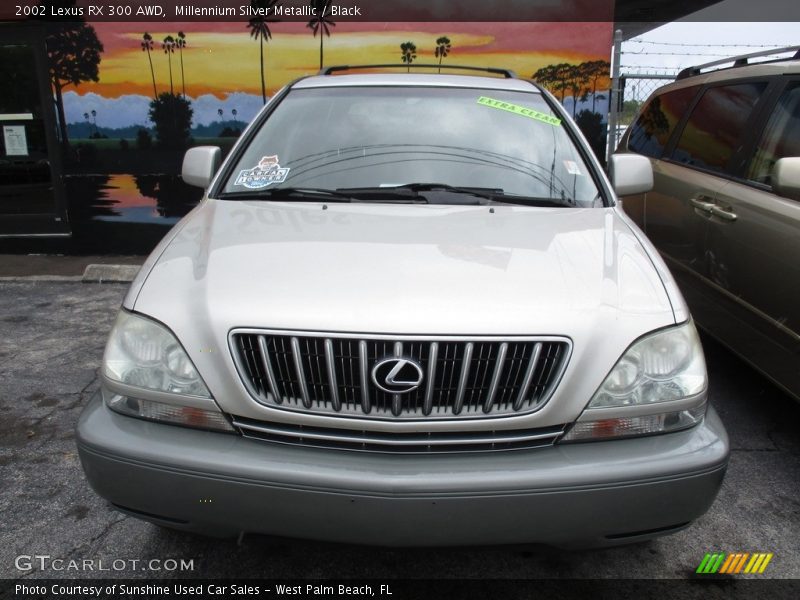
[734,553,750,573]
[696,552,726,574]
[745,554,761,573]
[753,553,772,573]
[697,552,774,574]
[719,554,735,573]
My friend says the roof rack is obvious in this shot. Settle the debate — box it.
[319,64,518,78]
[676,45,800,80]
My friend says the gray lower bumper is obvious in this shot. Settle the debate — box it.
[76,392,729,547]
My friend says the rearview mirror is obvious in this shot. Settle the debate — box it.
[609,154,653,197]
[182,146,221,189]
[773,157,800,200]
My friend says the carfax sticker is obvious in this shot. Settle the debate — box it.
[234,155,290,189]
[477,96,561,126]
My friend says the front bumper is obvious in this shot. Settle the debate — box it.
[76,392,729,548]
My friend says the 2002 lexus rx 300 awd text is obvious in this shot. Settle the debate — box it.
[76,66,729,548]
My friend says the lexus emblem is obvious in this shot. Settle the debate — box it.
[371,357,424,394]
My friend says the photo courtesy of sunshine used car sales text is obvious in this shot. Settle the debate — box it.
[14,583,392,597]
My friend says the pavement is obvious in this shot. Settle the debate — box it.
[0,258,798,589]
[0,255,144,282]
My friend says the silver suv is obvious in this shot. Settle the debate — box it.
[617,49,800,401]
[77,66,729,548]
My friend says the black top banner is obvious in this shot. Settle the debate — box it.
[3,0,797,23]
[5,0,614,23]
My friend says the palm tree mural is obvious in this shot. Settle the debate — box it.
[141,32,157,99]
[176,31,187,98]
[248,0,282,104]
[434,36,451,73]
[534,61,608,115]
[584,60,610,113]
[91,109,97,135]
[46,17,103,149]
[218,108,223,120]
[307,0,336,70]
[232,108,238,122]
[400,42,417,72]
[565,65,589,118]
[162,35,176,95]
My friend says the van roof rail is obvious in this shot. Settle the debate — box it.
[319,64,518,78]
[676,45,800,80]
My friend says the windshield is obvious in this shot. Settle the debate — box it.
[219,86,602,207]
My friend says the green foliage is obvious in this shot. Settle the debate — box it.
[74,142,98,165]
[307,1,336,70]
[434,36,452,72]
[141,32,158,98]
[136,128,153,150]
[248,0,282,103]
[400,42,417,70]
[219,126,242,138]
[148,93,193,150]
[46,17,103,89]
[620,99,643,125]
[435,36,451,59]
[43,3,104,147]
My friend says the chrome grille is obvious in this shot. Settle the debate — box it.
[231,332,570,420]
[232,416,566,453]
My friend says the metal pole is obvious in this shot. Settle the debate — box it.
[606,29,623,166]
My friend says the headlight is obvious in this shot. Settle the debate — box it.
[561,321,707,442]
[588,320,706,408]
[103,310,211,398]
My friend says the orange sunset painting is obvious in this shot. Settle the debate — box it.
[62,21,613,138]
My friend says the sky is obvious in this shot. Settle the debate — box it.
[620,0,799,98]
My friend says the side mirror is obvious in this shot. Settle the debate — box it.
[609,154,653,197]
[773,157,800,200]
[182,146,221,189]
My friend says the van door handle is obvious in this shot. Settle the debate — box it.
[690,196,715,212]
[710,205,738,221]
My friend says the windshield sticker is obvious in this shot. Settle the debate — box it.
[564,160,582,176]
[234,155,290,189]
[477,96,561,126]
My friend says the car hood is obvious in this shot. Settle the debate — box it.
[128,199,678,426]
[132,199,673,330]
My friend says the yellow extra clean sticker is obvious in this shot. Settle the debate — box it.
[477,96,561,126]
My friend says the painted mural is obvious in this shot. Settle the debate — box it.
[42,6,612,242]
[56,20,612,157]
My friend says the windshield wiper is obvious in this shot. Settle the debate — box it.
[337,183,502,204]
[338,184,571,207]
[489,196,568,208]
[219,185,572,208]
[217,187,355,202]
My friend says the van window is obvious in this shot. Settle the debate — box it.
[627,85,699,158]
[747,81,800,187]
[670,82,767,174]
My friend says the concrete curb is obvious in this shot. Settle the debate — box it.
[0,264,140,283]
[0,275,83,282]
[81,264,140,283]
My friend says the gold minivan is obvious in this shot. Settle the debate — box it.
[617,48,800,401]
